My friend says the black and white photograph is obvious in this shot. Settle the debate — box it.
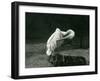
[25,13,89,68]
[11,1,97,79]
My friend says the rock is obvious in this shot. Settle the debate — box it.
[48,53,87,66]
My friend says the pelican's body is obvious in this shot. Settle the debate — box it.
[46,28,75,56]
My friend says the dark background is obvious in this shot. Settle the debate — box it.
[25,12,89,68]
[25,12,89,48]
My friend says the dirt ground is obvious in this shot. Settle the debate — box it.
[25,43,89,68]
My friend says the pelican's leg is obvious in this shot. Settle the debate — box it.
[48,55,52,63]
[48,51,54,63]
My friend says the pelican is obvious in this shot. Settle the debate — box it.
[46,28,75,56]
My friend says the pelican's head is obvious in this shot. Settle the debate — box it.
[64,29,75,39]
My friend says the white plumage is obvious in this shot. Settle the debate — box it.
[46,28,75,56]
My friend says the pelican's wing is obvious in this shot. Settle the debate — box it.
[47,32,56,44]
[46,28,62,56]
[46,31,57,56]
[47,28,60,44]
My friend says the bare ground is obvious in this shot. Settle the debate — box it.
[25,43,89,68]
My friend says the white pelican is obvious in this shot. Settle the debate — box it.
[46,28,75,56]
